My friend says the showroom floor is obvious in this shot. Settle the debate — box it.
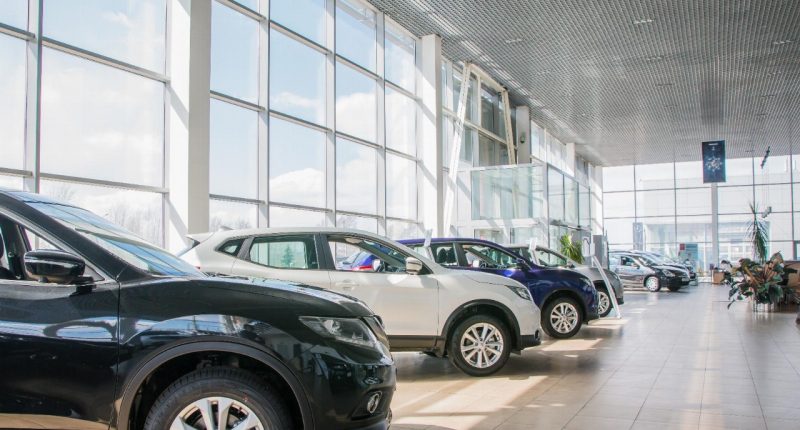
[390,284,800,430]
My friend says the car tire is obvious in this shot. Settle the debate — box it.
[644,276,661,292]
[542,297,583,339]
[144,367,293,430]
[448,315,510,377]
[596,288,612,317]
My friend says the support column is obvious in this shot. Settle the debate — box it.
[711,183,719,269]
[165,0,211,252]
[418,34,443,235]
[514,106,531,164]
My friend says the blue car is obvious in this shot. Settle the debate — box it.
[399,238,598,339]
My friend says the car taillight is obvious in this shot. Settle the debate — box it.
[354,265,373,271]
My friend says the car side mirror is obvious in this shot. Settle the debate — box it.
[567,262,576,269]
[405,257,423,275]
[24,250,86,284]
[515,258,530,270]
[371,258,383,272]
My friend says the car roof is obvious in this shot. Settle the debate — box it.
[399,237,508,247]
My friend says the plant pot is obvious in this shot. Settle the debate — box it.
[751,300,776,312]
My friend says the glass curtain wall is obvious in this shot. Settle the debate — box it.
[1,0,168,245]
[207,0,423,237]
[603,156,799,273]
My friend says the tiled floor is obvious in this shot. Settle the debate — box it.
[390,283,800,430]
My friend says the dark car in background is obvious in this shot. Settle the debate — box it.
[400,238,598,339]
[610,251,691,292]
[630,250,698,284]
[0,190,394,430]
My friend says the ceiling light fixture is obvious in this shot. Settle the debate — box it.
[504,38,523,44]
[645,55,663,61]
[773,39,794,45]
[633,18,654,25]
[655,82,674,87]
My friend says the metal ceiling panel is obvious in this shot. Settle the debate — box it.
[369,0,800,166]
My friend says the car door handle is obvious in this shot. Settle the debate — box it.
[336,280,357,290]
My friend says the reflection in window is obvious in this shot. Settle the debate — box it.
[385,87,416,155]
[210,100,258,199]
[635,163,674,190]
[211,1,259,103]
[269,117,326,207]
[385,21,415,92]
[602,165,634,192]
[0,1,27,29]
[43,0,166,72]
[269,206,327,228]
[0,34,25,170]
[387,220,422,240]
[548,168,564,221]
[249,236,318,269]
[336,213,378,233]
[478,134,508,167]
[335,0,376,71]
[270,29,325,125]
[336,63,377,142]
[480,86,505,138]
[386,154,417,219]
[271,0,325,45]
[209,199,258,231]
[39,179,164,246]
[0,175,23,191]
[336,138,377,214]
[40,48,164,187]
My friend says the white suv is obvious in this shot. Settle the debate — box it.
[181,228,542,376]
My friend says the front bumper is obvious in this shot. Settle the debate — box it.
[661,276,684,289]
[299,346,396,430]
[518,329,542,349]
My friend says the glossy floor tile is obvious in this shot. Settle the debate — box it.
[391,283,800,430]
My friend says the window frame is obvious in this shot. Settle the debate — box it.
[321,233,431,275]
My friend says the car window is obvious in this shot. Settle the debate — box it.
[430,244,458,266]
[610,255,620,266]
[328,235,409,273]
[218,238,244,256]
[248,235,318,269]
[461,243,517,269]
[621,256,637,266]
[513,247,534,261]
[536,249,566,267]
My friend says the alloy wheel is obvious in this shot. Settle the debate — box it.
[645,276,660,292]
[549,302,579,334]
[171,396,264,430]
[597,290,611,316]
[459,322,504,369]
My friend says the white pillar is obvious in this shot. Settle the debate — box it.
[165,0,211,252]
[711,183,719,269]
[514,106,531,164]
[418,34,443,236]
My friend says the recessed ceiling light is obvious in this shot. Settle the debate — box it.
[756,113,767,116]
[633,18,654,25]
[645,55,663,61]
[773,39,794,45]
[655,82,674,87]
[504,38,523,44]
[767,71,781,76]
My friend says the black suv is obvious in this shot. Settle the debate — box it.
[0,190,394,430]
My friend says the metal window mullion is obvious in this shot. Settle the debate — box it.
[385,79,418,101]
[161,0,173,246]
[210,90,264,112]
[39,173,169,194]
[335,54,380,81]
[442,62,473,234]
[215,0,265,21]
[257,0,270,227]
[210,194,264,205]
[22,0,42,193]
[325,0,336,228]
[376,10,386,235]
[268,202,330,213]
[268,21,330,56]
[0,22,34,40]
[268,110,331,134]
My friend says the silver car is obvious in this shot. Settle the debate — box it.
[507,245,624,317]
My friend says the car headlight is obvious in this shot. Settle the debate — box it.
[506,284,532,301]
[300,316,390,357]
[661,270,675,277]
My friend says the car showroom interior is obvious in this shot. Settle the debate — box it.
[0,1,799,429]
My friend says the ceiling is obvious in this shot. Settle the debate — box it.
[369,0,800,166]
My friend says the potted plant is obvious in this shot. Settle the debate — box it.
[559,234,583,264]
[728,252,792,311]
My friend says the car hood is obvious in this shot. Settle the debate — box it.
[197,276,376,318]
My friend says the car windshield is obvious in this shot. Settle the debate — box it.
[30,202,204,277]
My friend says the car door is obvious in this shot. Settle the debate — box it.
[324,234,438,337]
[230,234,331,289]
[0,212,118,430]
[619,255,647,284]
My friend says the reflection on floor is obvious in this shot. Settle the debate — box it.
[391,284,800,430]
